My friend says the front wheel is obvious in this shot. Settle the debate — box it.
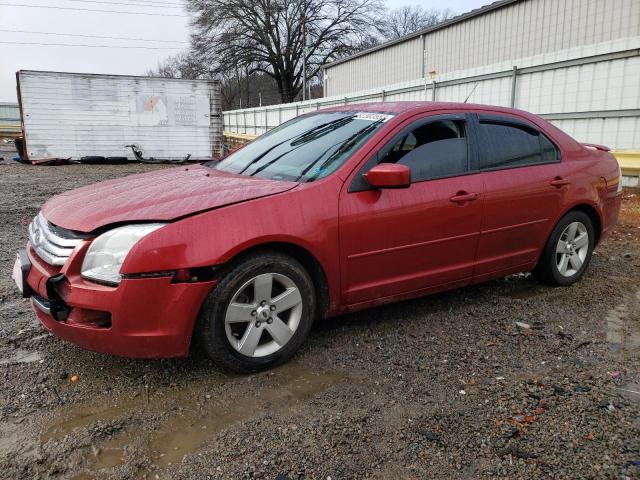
[533,210,595,286]
[195,252,316,372]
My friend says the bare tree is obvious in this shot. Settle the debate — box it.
[149,2,452,107]
[186,0,382,103]
[149,53,287,110]
[377,5,455,40]
[148,52,208,79]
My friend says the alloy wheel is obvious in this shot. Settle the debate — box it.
[556,221,589,277]
[224,273,303,357]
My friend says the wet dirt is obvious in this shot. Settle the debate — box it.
[48,366,345,478]
[149,369,344,468]
[606,287,640,355]
[0,163,639,479]
[0,348,41,365]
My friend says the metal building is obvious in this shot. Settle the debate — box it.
[223,0,640,153]
[17,70,223,162]
[323,0,640,96]
[0,102,21,160]
[0,102,20,126]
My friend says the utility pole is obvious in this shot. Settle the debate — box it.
[307,31,311,100]
[302,9,307,101]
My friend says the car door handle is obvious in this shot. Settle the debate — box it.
[550,177,570,187]
[449,192,479,203]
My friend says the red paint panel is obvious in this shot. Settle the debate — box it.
[475,163,571,274]
[42,165,297,232]
[339,173,484,304]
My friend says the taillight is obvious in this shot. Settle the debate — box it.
[617,164,623,193]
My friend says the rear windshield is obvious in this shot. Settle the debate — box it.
[210,112,393,182]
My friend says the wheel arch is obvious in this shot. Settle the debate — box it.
[221,241,331,320]
[564,203,602,246]
[534,202,603,270]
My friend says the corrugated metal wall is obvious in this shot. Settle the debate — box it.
[0,103,21,160]
[325,0,640,96]
[325,37,423,94]
[223,37,640,150]
[0,102,20,124]
[17,71,223,161]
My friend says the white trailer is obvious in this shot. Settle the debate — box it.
[16,70,223,162]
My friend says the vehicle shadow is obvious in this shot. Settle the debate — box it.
[311,273,541,337]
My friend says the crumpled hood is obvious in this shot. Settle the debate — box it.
[42,165,297,232]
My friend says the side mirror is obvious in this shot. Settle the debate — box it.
[364,163,411,189]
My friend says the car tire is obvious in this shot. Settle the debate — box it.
[533,210,595,286]
[195,251,316,373]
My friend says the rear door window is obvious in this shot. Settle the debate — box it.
[476,119,560,170]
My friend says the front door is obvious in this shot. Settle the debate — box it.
[339,114,485,305]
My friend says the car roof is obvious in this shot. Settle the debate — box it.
[319,101,526,116]
[317,101,577,151]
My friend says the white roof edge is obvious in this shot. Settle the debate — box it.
[323,0,523,70]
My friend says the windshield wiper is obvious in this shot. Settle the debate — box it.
[236,115,356,176]
[239,115,356,176]
[291,115,356,146]
[298,119,384,182]
[248,146,303,176]
[236,138,289,175]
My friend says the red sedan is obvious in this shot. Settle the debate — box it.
[13,102,622,372]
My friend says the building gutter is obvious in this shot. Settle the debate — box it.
[323,0,523,70]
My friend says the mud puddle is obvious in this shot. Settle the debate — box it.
[0,348,41,365]
[605,287,640,355]
[42,364,347,478]
[42,396,144,443]
[606,287,640,403]
[150,368,344,468]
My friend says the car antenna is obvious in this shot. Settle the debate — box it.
[464,82,479,103]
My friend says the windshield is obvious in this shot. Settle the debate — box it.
[211,112,393,182]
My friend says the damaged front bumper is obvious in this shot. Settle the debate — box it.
[13,244,217,358]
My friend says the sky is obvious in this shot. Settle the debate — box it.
[0,0,490,102]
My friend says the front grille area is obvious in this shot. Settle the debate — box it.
[29,212,85,266]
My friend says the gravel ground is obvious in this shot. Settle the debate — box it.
[0,161,639,480]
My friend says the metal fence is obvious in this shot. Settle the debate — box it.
[223,37,640,150]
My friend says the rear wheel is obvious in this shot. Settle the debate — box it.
[533,211,594,286]
[195,252,315,372]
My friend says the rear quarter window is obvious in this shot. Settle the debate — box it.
[541,134,560,163]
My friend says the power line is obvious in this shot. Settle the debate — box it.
[2,3,189,17]
[69,0,186,6]
[123,0,184,5]
[0,40,183,49]
[0,28,188,44]
[45,0,184,9]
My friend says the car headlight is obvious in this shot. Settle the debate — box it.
[81,223,166,285]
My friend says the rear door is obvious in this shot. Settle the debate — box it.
[470,114,567,277]
[339,113,485,305]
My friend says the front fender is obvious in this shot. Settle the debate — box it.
[121,179,342,310]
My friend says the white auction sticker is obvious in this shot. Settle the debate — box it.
[353,113,393,122]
